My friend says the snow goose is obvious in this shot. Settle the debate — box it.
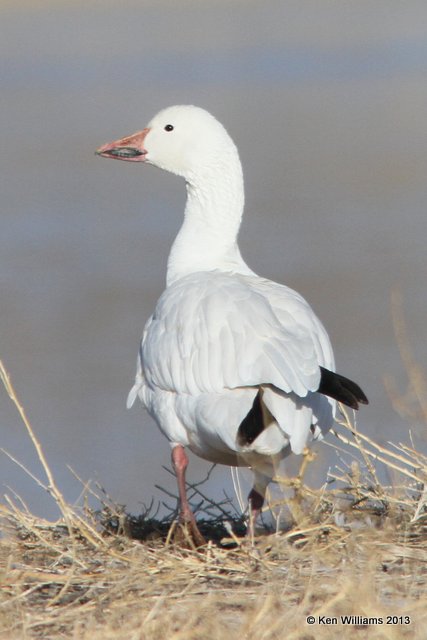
[97,105,368,544]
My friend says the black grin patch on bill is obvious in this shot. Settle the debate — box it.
[104,147,145,158]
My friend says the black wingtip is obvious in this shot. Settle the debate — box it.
[318,367,369,410]
[237,390,265,446]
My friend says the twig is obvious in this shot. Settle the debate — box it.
[390,289,427,423]
[0,361,71,526]
[337,405,384,496]
[332,429,422,484]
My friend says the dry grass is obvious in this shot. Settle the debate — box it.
[0,344,426,639]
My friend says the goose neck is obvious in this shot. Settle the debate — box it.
[166,153,247,285]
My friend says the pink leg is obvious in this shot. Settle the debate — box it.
[247,487,265,536]
[247,469,272,536]
[248,487,265,519]
[171,445,205,546]
[171,445,193,522]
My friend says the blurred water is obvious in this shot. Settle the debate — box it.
[1,0,426,520]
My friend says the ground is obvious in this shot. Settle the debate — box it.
[0,463,426,640]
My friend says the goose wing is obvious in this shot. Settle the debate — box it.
[139,271,325,398]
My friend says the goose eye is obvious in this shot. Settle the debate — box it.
[164,124,174,132]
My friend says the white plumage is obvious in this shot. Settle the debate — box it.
[97,105,367,542]
[128,271,334,456]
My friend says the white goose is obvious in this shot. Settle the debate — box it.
[97,105,367,543]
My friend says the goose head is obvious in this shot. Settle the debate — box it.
[96,105,238,180]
